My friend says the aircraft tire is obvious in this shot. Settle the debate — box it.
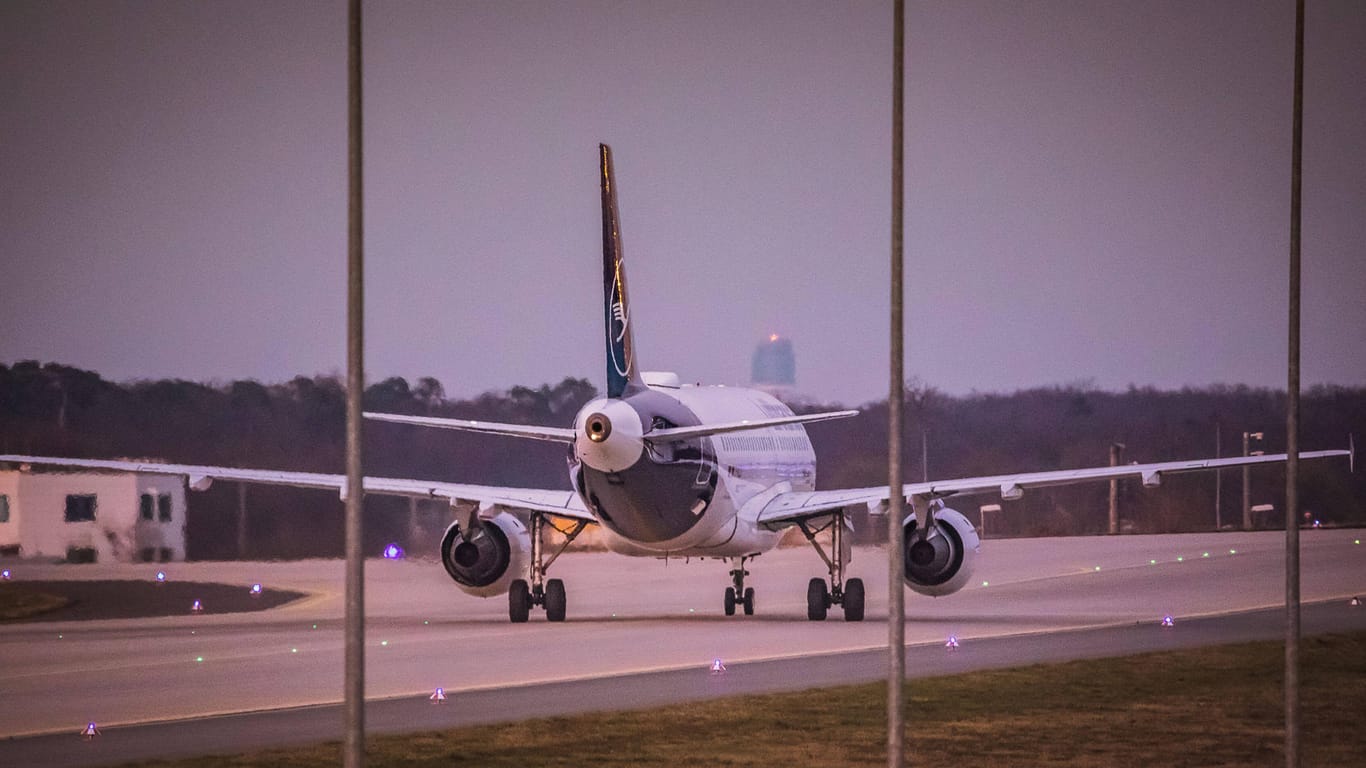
[843,578,865,622]
[742,587,755,616]
[806,578,828,621]
[724,586,737,616]
[509,579,531,623]
[545,578,567,622]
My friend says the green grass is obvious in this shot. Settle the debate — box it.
[0,583,71,620]
[126,632,1366,767]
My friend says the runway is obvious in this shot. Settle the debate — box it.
[1,529,1363,767]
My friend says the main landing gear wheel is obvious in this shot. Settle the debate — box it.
[510,511,587,623]
[807,577,828,621]
[798,510,863,621]
[842,578,865,622]
[509,579,531,623]
[724,587,737,616]
[742,587,755,616]
[544,578,567,622]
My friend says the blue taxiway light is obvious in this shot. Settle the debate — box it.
[383,543,404,560]
[710,658,727,673]
[1,568,10,580]
[250,583,263,595]
[155,571,166,582]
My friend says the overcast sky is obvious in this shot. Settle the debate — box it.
[2,1,1362,406]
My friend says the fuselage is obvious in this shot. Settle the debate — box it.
[568,377,816,558]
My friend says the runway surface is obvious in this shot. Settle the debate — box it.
[1,529,1363,766]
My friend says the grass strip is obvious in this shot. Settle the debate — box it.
[125,631,1366,767]
[0,583,71,620]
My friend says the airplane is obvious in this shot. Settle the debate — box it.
[1,144,1354,623]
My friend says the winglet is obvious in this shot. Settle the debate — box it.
[601,144,645,399]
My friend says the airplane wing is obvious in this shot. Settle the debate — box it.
[0,454,595,523]
[756,446,1354,529]
[645,410,858,443]
[363,412,576,443]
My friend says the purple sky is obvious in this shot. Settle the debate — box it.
[2,1,1363,405]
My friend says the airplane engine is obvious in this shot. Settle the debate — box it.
[439,512,530,598]
[902,507,980,597]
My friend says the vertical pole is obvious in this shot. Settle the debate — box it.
[1108,443,1120,535]
[887,1,906,766]
[408,496,419,551]
[344,0,366,766]
[1285,1,1305,765]
[921,428,928,483]
[1243,432,1252,530]
[237,483,248,559]
[1214,424,1222,531]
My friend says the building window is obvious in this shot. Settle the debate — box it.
[64,494,97,523]
[0,494,9,523]
[140,494,154,521]
[157,494,172,522]
[159,547,173,562]
[141,547,157,562]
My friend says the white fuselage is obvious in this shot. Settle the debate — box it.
[570,382,816,558]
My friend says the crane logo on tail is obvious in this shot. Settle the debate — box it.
[609,266,632,377]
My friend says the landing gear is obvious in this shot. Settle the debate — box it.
[723,556,757,616]
[797,510,864,622]
[509,579,531,623]
[508,512,587,623]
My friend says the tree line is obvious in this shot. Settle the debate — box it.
[1,361,1360,559]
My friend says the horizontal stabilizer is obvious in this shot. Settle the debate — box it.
[645,410,858,443]
[364,412,576,443]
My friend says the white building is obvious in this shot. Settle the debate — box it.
[0,468,187,562]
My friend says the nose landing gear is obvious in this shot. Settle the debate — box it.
[724,556,756,616]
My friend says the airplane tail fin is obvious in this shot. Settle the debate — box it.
[600,143,645,399]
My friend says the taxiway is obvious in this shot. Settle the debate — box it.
[1,529,1362,766]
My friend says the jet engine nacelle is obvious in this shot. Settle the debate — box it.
[439,511,530,598]
[902,506,980,597]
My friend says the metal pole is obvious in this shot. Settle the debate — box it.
[887,1,906,765]
[1243,432,1252,530]
[344,1,366,766]
[1285,1,1304,765]
[1214,424,1222,531]
[237,483,248,559]
[1108,442,1121,535]
[921,428,928,483]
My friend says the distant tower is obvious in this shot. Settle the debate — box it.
[751,334,795,388]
